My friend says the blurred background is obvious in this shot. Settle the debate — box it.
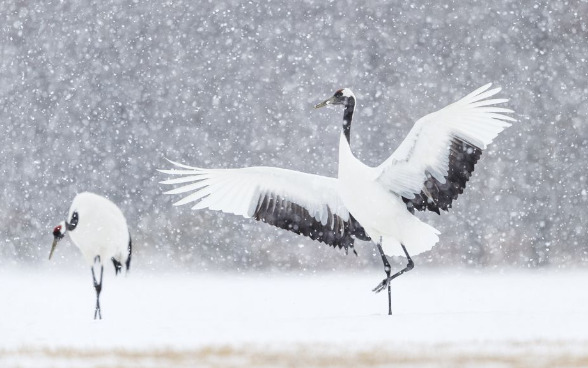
[1,0,586,271]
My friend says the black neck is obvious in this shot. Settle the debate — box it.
[343,97,355,144]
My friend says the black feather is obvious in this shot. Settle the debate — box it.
[403,137,482,214]
[253,193,370,253]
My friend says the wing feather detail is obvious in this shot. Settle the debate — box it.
[376,84,514,214]
[160,161,370,251]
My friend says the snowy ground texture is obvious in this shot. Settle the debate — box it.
[1,267,587,368]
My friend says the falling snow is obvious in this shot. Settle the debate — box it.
[1,0,588,366]
[2,0,586,270]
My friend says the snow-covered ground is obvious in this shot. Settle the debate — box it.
[1,267,587,367]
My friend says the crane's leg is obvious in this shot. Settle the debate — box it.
[372,243,414,315]
[373,238,392,315]
[91,256,103,320]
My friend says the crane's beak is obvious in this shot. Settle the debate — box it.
[314,96,336,109]
[49,238,58,260]
[50,222,66,260]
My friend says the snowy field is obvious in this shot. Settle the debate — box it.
[1,267,587,367]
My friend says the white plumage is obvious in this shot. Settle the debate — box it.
[376,84,513,199]
[50,192,132,319]
[163,165,351,226]
[67,192,131,265]
[160,84,514,314]
[337,84,514,256]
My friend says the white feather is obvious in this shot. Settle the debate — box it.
[375,83,514,199]
[66,192,130,266]
[159,164,352,225]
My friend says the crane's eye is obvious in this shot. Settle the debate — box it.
[69,211,79,230]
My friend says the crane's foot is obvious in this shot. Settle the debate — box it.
[93,288,103,320]
[94,305,102,320]
[372,278,390,294]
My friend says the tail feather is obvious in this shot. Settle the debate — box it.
[382,219,440,257]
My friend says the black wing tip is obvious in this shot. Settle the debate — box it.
[252,193,369,254]
[403,138,483,214]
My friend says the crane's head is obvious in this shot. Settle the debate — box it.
[314,88,355,109]
[49,221,67,260]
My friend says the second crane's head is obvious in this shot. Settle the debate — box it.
[49,222,67,260]
[49,211,78,260]
[314,88,356,109]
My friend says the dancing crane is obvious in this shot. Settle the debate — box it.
[50,192,132,319]
[160,84,513,315]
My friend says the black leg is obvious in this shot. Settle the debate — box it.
[372,243,414,315]
[374,238,392,315]
[91,256,103,320]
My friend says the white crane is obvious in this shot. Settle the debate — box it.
[160,84,514,315]
[50,192,132,319]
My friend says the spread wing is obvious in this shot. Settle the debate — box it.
[376,84,515,214]
[159,161,370,252]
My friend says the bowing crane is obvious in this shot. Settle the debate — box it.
[50,192,132,319]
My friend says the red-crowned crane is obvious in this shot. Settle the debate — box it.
[160,84,514,315]
[50,192,132,319]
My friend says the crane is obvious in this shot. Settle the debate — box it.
[50,192,132,319]
[160,84,513,314]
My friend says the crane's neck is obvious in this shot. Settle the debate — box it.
[342,97,355,144]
